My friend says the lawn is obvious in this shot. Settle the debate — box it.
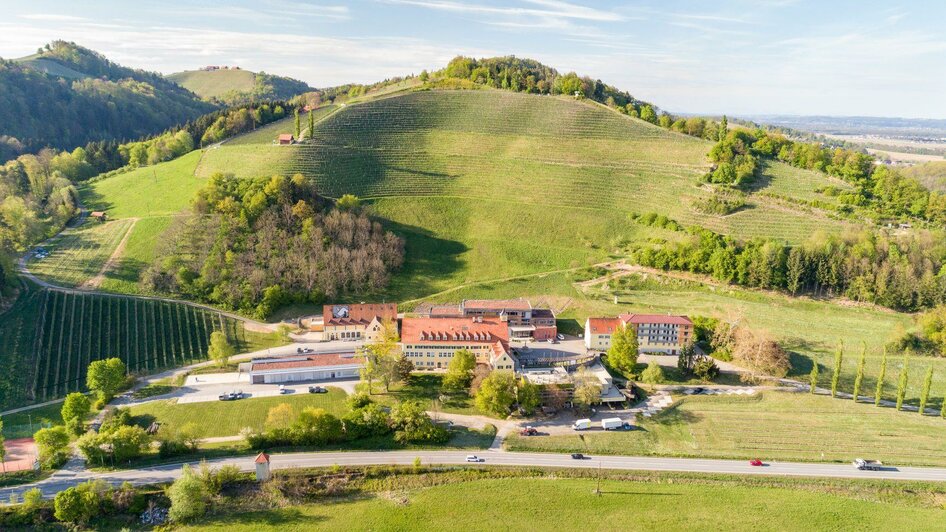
[1,402,64,439]
[370,374,482,417]
[97,216,175,294]
[128,388,350,438]
[28,218,134,288]
[184,475,946,531]
[507,390,946,467]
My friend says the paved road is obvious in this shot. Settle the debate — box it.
[4,450,945,501]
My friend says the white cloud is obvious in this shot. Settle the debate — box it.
[380,0,623,22]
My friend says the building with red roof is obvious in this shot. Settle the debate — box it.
[401,316,517,371]
[322,303,397,341]
[415,298,557,341]
[584,314,693,354]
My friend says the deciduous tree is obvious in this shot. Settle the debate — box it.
[516,377,540,415]
[809,361,819,394]
[86,357,126,403]
[607,324,638,375]
[474,371,516,416]
[208,332,235,368]
[442,349,476,393]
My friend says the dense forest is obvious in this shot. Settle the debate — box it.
[143,174,404,318]
[0,41,215,160]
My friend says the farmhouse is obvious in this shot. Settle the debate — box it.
[401,316,518,371]
[323,303,398,341]
[584,314,694,355]
[277,133,294,145]
[417,298,557,341]
[246,352,364,384]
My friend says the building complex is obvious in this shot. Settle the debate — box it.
[584,313,694,355]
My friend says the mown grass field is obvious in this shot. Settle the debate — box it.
[184,475,946,531]
[27,219,133,288]
[507,391,946,466]
[128,388,350,438]
[97,216,174,294]
[167,69,257,99]
[0,286,262,408]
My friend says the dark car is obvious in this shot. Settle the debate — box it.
[571,453,588,460]
[308,386,328,394]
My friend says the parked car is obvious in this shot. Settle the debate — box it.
[308,386,327,394]
[296,347,303,354]
[571,453,588,460]
[557,334,565,341]
[465,455,484,463]
[547,338,555,343]
[218,393,233,401]
[572,419,591,431]
[302,347,314,353]
[519,426,538,436]
[749,459,763,467]
[279,385,290,395]
[219,390,243,401]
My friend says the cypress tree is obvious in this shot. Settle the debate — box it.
[307,109,314,139]
[918,365,933,415]
[941,390,946,419]
[808,361,819,394]
[874,347,887,406]
[895,352,909,411]
[852,343,866,402]
[830,343,843,398]
[294,109,301,138]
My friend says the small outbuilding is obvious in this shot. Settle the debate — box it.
[277,134,294,145]
[90,211,108,222]
[255,452,271,481]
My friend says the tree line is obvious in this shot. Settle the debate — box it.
[143,173,404,318]
[634,223,946,312]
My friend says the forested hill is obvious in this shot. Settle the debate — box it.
[0,41,216,160]
[168,68,312,105]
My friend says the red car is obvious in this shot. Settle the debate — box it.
[749,459,764,467]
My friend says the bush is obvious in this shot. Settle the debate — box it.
[168,465,208,523]
[53,480,109,524]
[693,358,720,381]
[33,426,71,469]
[640,360,666,384]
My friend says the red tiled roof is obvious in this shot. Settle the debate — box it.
[462,299,532,311]
[587,317,622,335]
[401,317,509,344]
[619,314,693,326]
[255,452,270,464]
[250,353,363,372]
[277,133,293,141]
[323,303,397,326]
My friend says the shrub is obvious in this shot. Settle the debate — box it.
[33,426,71,469]
[168,465,208,523]
[53,480,109,524]
[693,358,720,381]
[640,360,666,384]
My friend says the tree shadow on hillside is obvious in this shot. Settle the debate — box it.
[76,185,111,212]
[366,218,467,303]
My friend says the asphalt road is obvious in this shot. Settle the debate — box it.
[4,450,945,501]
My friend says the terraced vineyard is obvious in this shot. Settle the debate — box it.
[28,219,134,288]
[0,287,250,407]
[193,90,854,300]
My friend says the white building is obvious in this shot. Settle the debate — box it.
[246,353,364,384]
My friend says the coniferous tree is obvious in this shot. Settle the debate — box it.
[830,343,843,398]
[307,110,314,139]
[852,343,866,402]
[808,361,819,394]
[875,347,887,406]
[918,365,933,415]
[294,109,301,138]
[896,352,910,411]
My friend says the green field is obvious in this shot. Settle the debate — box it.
[97,217,174,294]
[507,391,946,466]
[128,388,350,438]
[167,69,258,99]
[185,475,946,531]
[226,105,339,145]
[0,287,257,407]
[27,219,133,288]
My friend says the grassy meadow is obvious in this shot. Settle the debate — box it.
[27,218,133,288]
[507,391,946,467]
[167,69,257,99]
[184,474,946,531]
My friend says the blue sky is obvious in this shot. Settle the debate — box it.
[1,0,945,118]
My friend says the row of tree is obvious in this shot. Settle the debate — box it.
[813,345,946,416]
[144,174,404,318]
[634,224,946,312]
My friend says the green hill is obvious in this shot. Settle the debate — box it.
[195,89,851,298]
[1,41,215,156]
[168,68,311,104]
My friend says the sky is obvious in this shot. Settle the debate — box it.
[1,0,945,118]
